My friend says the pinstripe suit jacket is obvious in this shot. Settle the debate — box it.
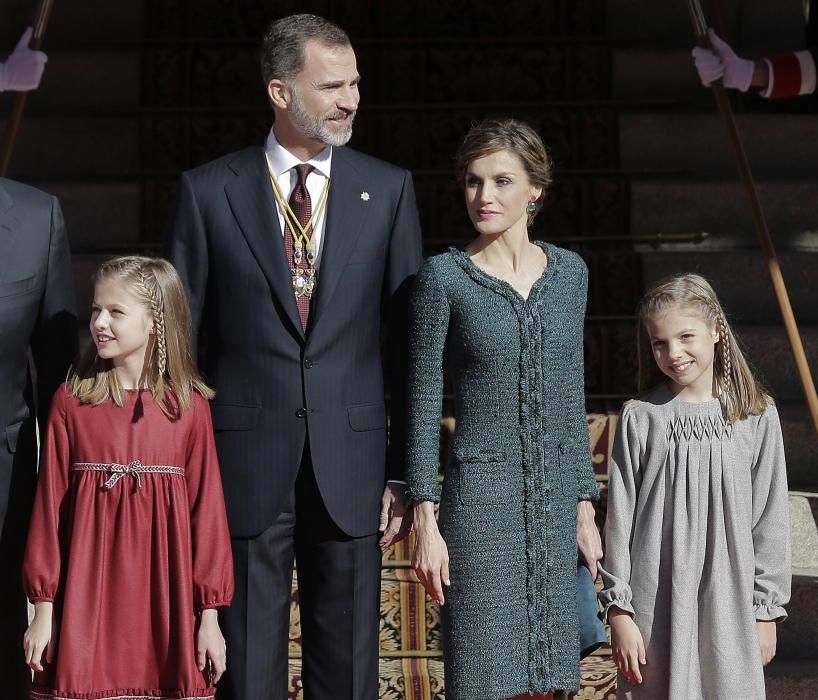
[167,145,423,538]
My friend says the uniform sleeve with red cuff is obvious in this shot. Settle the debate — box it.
[762,49,818,98]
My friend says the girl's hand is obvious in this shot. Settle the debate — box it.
[23,601,53,672]
[757,620,777,666]
[411,501,450,605]
[609,608,646,684]
[196,609,227,684]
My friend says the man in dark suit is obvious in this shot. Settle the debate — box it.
[167,13,423,700]
[0,178,76,698]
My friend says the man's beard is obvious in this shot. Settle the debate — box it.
[289,86,354,147]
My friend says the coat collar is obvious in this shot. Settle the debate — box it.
[224,147,306,341]
[0,182,20,282]
[309,146,371,331]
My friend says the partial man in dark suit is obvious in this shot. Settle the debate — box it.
[0,178,76,697]
[167,13,423,700]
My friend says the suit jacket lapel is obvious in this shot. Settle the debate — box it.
[0,183,20,284]
[310,148,371,330]
[224,148,305,341]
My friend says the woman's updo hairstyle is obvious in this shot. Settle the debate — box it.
[455,118,553,224]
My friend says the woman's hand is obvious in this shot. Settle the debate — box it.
[196,608,227,684]
[610,607,646,684]
[411,501,450,605]
[23,601,53,672]
[757,620,777,666]
[577,499,602,580]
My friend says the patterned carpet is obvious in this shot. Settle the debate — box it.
[287,414,619,699]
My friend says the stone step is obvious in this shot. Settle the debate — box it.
[738,326,818,405]
[0,0,144,46]
[774,404,818,492]
[613,49,712,103]
[2,117,140,180]
[630,180,818,250]
[606,0,806,50]
[790,495,818,570]
[639,251,818,324]
[20,52,141,111]
[34,182,142,252]
[621,114,818,178]
[766,659,818,699]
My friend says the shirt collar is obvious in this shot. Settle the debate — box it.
[265,126,332,179]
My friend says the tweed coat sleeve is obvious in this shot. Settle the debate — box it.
[405,258,449,503]
[749,404,791,621]
[566,260,598,501]
[597,401,640,621]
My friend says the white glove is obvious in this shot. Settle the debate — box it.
[0,27,48,92]
[691,28,754,92]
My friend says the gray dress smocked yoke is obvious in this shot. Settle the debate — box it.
[599,384,791,700]
[406,242,598,700]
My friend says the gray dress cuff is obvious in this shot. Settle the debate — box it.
[754,601,788,622]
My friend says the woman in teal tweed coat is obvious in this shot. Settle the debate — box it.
[407,120,601,700]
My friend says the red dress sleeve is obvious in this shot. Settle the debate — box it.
[23,386,71,602]
[186,392,234,611]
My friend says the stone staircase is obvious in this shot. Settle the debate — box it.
[4,0,818,696]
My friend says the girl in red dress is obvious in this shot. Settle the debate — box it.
[22,256,234,699]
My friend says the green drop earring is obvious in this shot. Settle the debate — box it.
[527,198,537,214]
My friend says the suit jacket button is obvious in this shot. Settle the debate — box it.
[295,408,308,418]
[304,359,314,369]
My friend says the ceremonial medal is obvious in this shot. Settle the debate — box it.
[268,162,330,304]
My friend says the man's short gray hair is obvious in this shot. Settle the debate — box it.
[260,13,351,85]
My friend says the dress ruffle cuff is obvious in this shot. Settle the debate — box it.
[196,598,232,612]
[753,601,788,622]
[599,597,635,624]
[597,564,635,623]
[26,590,55,604]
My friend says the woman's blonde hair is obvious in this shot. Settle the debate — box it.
[637,273,769,422]
[455,118,552,225]
[71,256,213,419]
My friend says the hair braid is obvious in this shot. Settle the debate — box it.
[719,312,734,397]
[147,275,167,377]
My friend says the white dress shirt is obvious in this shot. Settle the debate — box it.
[264,127,332,265]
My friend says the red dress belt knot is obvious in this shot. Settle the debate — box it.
[104,459,145,489]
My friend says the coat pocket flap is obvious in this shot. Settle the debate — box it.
[4,421,23,453]
[210,403,261,431]
[454,449,506,463]
[347,402,386,432]
[0,275,36,299]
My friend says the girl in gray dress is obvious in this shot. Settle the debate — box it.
[406,120,602,700]
[599,274,791,700]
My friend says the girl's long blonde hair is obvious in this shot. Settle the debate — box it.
[71,256,213,419]
[637,273,770,422]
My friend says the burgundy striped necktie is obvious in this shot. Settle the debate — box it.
[283,163,314,329]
